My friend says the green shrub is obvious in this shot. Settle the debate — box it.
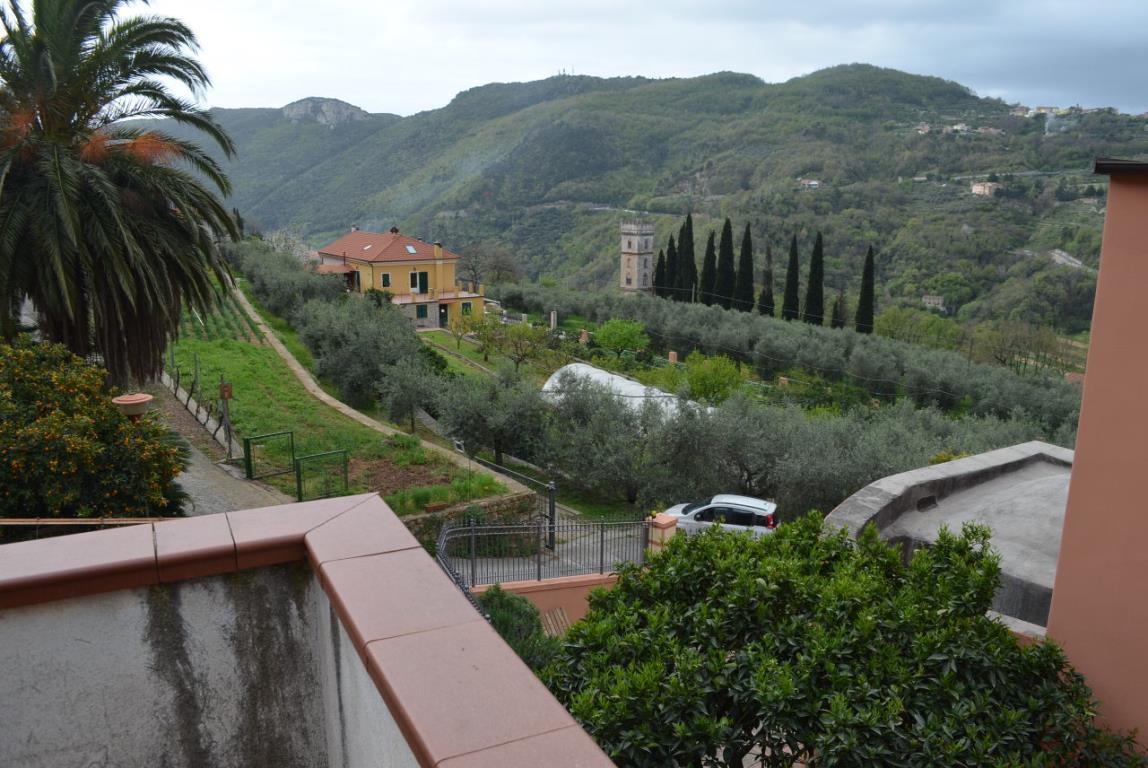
[477,585,561,671]
[0,338,188,522]
[542,515,1146,767]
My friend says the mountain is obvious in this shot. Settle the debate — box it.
[146,65,1148,331]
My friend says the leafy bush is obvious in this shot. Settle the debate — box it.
[226,241,344,320]
[0,339,187,523]
[477,585,561,671]
[543,516,1146,767]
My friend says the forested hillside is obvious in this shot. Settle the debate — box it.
[149,65,1148,329]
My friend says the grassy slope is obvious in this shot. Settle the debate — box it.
[171,305,505,510]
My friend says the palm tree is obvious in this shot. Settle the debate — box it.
[0,0,237,384]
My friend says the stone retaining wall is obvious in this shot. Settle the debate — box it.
[402,491,538,550]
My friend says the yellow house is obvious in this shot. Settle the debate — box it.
[315,226,483,328]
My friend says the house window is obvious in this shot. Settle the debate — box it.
[410,272,419,290]
[416,305,428,319]
[462,302,472,315]
[381,273,390,288]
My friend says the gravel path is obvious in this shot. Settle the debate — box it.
[177,442,291,516]
[149,384,293,516]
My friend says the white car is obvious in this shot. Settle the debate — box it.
[663,494,779,538]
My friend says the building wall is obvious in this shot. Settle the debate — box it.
[474,573,619,625]
[0,564,421,768]
[314,579,420,768]
[0,564,328,768]
[344,259,458,298]
[1047,174,1148,735]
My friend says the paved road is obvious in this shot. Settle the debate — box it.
[177,443,291,517]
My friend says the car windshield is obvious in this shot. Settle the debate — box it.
[681,501,706,515]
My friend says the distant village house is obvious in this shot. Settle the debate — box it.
[315,227,483,328]
[971,181,1002,197]
[921,294,947,312]
[798,178,822,190]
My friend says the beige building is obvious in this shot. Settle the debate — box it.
[316,227,483,328]
[620,220,655,293]
[971,181,1002,196]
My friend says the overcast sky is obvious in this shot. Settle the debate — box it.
[148,0,1148,116]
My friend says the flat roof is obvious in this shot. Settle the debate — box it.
[882,461,1068,590]
[1094,158,1148,176]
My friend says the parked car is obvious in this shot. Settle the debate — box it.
[663,494,779,538]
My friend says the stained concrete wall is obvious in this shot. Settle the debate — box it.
[0,564,418,768]
[313,581,420,768]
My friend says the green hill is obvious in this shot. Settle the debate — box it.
[145,65,1148,331]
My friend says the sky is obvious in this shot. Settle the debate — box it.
[147,0,1148,116]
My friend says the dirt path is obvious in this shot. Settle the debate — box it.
[232,288,529,496]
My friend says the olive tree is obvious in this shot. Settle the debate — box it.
[436,367,549,465]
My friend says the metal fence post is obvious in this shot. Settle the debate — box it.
[243,437,253,479]
[469,520,477,588]
[599,523,606,575]
[294,458,304,502]
[642,521,650,565]
[536,522,543,580]
[547,481,557,551]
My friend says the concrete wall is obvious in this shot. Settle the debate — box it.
[1048,172,1148,735]
[0,564,419,768]
[313,577,420,768]
[0,564,326,768]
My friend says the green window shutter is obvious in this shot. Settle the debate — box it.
[462,302,472,315]
[416,304,427,319]
[382,273,390,288]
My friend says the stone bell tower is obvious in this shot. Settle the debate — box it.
[620,220,655,293]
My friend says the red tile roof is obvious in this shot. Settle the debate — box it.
[318,229,460,263]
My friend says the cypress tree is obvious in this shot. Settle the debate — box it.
[802,231,824,325]
[830,288,847,329]
[781,234,800,321]
[714,218,736,310]
[675,214,696,302]
[856,245,876,334]
[665,235,678,300]
[653,249,666,298]
[699,231,717,306]
[757,244,774,316]
[734,223,756,312]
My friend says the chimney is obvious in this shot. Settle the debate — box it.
[389,226,399,234]
[434,241,442,260]
[351,224,358,232]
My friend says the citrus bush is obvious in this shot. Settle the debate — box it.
[543,515,1146,767]
[0,338,186,520]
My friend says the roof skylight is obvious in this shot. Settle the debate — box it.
[406,245,418,254]
[363,244,373,250]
